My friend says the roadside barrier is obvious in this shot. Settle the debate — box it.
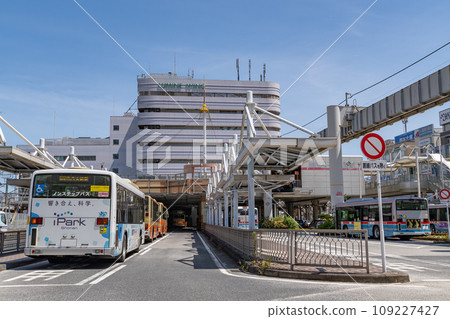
[0,230,26,254]
[205,225,370,273]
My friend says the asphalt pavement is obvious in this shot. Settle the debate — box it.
[0,230,449,301]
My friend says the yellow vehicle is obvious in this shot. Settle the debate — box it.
[144,196,168,241]
[172,211,187,228]
[159,203,168,235]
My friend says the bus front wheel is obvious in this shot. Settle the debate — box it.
[430,224,436,233]
[373,226,380,240]
[342,225,349,238]
[118,235,127,262]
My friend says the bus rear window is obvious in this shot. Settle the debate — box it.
[396,199,427,210]
[33,174,111,198]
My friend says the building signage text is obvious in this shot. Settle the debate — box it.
[440,107,450,125]
[394,124,434,144]
[158,83,204,90]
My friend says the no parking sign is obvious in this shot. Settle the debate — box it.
[361,133,386,160]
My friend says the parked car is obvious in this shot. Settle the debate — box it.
[295,219,309,228]
[309,219,325,229]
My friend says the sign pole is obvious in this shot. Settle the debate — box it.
[438,189,450,240]
[361,132,387,273]
[377,170,387,272]
[447,201,450,239]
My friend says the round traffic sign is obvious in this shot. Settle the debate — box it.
[439,189,450,200]
[361,133,386,160]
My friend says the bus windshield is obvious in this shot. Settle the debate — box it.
[396,199,427,210]
[33,173,111,198]
[0,213,6,225]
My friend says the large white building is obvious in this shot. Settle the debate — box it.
[135,73,281,174]
[19,73,281,177]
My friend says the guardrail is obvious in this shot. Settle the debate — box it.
[0,230,26,254]
[205,225,370,273]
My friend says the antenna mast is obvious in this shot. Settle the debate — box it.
[236,58,240,81]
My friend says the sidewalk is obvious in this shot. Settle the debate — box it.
[0,251,43,271]
[247,260,409,284]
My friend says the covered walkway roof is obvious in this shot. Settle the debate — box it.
[0,146,58,173]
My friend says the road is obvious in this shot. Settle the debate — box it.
[0,230,449,302]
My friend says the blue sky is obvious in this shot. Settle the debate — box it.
[1,0,449,156]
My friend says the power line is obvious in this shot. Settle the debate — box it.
[281,112,326,137]
[338,41,450,105]
[282,41,450,137]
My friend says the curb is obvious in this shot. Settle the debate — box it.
[246,264,410,283]
[203,231,410,284]
[0,257,43,272]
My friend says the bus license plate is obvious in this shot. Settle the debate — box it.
[60,239,77,247]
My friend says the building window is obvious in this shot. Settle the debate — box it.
[113,125,119,131]
[113,139,119,145]
[113,153,119,159]
[78,156,96,161]
[112,168,119,174]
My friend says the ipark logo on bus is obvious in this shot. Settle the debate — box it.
[53,217,86,227]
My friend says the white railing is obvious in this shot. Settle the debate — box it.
[205,225,370,273]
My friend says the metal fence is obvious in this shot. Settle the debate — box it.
[0,230,26,254]
[205,225,370,273]
[5,213,28,230]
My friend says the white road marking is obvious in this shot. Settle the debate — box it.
[75,263,122,286]
[371,261,437,272]
[89,265,126,285]
[139,248,152,256]
[0,283,77,288]
[4,270,73,282]
[369,252,450,269]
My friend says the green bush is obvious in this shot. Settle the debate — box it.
[260,219,274,229]
[317,213,335,229]
[283,215,300,229]
[260,215,299,229]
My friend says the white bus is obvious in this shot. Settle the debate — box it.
[24,169,145,263]
[335,196,430,240]
[237,206,259,229]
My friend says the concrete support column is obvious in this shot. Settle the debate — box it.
[214,201,218,226]
[264,190,273,220]
[312,200,320,222]
[218,200,223,226]
[233,189,239,228]
[224,191,229,227]
[210,205,213,225]
[246,91,256,230]
[327,105,344,211]
[209,206,212,225]
[247,157,255,230]
[287,202,294,217]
